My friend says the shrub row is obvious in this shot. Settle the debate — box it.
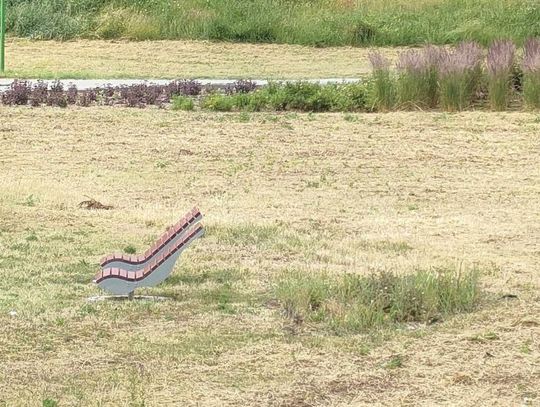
[1,79,371,112]
[1,79,208,108]
[197,82,369,113]
[369,39,540,111]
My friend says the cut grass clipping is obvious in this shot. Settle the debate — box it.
[275,266,480,334]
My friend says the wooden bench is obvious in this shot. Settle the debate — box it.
[94,207,204,296]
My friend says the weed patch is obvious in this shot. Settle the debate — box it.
[275,266,481,334]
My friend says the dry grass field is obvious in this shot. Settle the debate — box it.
[0,108,539,406]
[1,39,404,79]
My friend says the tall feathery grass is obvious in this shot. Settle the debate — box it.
[438,41,484,111]
[396,47,443,109]
[368,51,396,111]
[486,40,516,110]
[523,38,540,109]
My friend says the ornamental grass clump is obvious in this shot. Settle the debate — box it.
[523,38,540,109]
[424,45,445,107]
[486,40,516,110]
[396,47,443,109]
[368,51,396,111]
[438,41,483,111]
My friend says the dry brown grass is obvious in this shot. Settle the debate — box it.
[0,108,539,405]
[2,39,404,79]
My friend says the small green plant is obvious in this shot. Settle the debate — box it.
[42,399,58,407]
[171,95,194,111]
[22,194,39,207]
[384,354,404,369]
[124,244,137,254]
[155,160,168,168]
[201,93,235,112]
[520,339,532,354]
[26,232,38,242]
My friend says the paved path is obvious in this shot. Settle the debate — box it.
[0,78,362,91]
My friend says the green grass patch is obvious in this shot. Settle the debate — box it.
[4,0,540,47]
[275,266,480,334]
[208,223,280,247]
[165,267,247,286]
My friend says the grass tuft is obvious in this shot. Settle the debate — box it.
[123,244,137,254]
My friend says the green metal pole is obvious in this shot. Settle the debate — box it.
[0,0,5,73]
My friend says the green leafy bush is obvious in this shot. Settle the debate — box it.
[171,95,194,111]
[200,82,369,113]
[200,93,234,112]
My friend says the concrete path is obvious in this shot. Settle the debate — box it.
[0,78,362,91]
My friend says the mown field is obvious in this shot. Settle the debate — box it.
[5,0,540,46]
[1,108,539,405]
[0,39,405,79]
